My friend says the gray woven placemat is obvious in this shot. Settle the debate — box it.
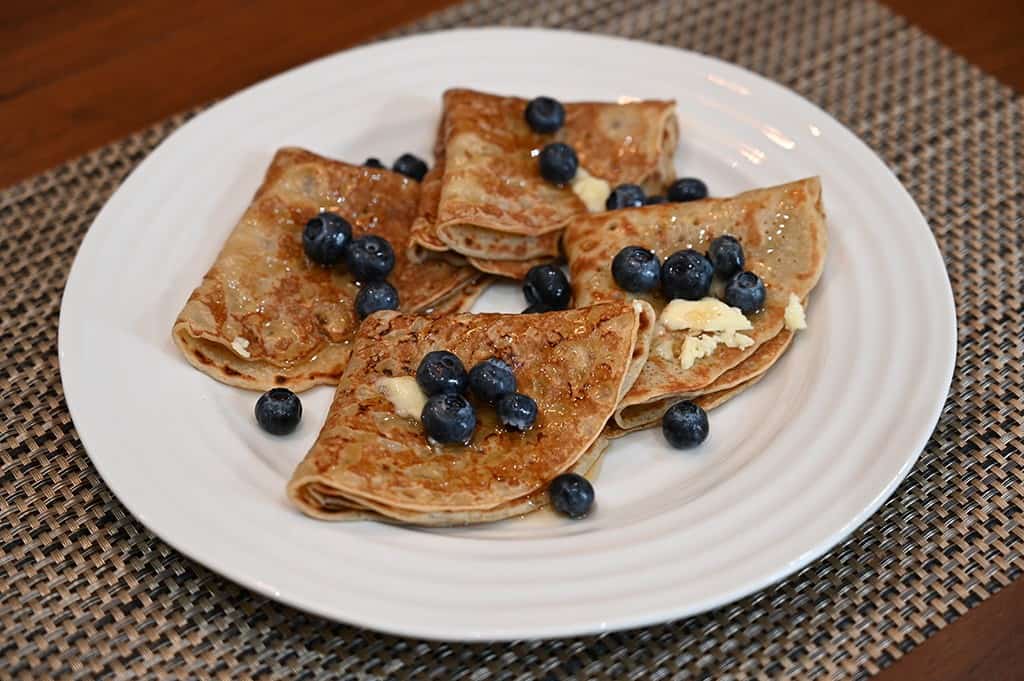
[2,0,1021,678]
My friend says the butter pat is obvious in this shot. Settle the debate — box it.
[655,337,676,361]
[661,298,756,369]
[571,167,611,213]
[679,334,719,369]
[784,293,807,331]
[660,297,753,333]
[230,336,251,358]
[719,330,755,349]
[376,376,428,420]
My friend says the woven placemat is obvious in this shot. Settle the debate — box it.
[2,0,1021,678]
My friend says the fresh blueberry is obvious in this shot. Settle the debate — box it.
[469,358,517,405]
[392,153,428,181]
[724,271,767,314]
[302,212,352,266]
[548,473,594,519]
[523,303,550,314]
[707,235,745,278]
[645,194,667,205]
[363,157,385,169]
[662,401,709,449]
[525,96,566,133]
[611,246,661,293]
[538,142,578,184]
[666,177,709,202]
[661,249,714,300]
[416,350,468,396]
[523,264,571,310]
[254,388,302,435]
[345,235,395,282]
[496,392,538,431]
[605,184,646,210]
[355,281,399,319]
[421,393,476,444]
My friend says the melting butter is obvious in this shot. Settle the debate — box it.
[230,336,251,358]
[660,298,755,369]
[784,293,807,331]
[571,167,611,213]
[375,376,427,420]
[660,297,753,333]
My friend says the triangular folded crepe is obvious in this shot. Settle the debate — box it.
[287,301,655,525]
[605,327,795,438]
[173,148,485,392]
[565,178,827,430]
[410,88,679,277]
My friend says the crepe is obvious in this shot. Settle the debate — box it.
[287,301,656,525]
[604,327,794,438]
[409,88,679,276]
[173,147,485,392]
[565,178,827,430]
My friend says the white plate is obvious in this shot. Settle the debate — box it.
[59,28,956,641]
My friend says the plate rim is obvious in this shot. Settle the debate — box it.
[58,26,958,641]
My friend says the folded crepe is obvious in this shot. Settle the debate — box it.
[565,178,827,431]
[604,327,795,438]
[410,88,679,277]
[287,301,656,525]
[173,148,485,392]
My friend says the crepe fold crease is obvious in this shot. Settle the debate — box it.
[409,88,679,277]
[565,177,827,431]
[172,147,486,392]
[287,301,655,525]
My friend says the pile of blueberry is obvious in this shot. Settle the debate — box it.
[521,264,572,314]
[416,351,539,444]
[363,153,429,182]
[525,96,711,212]
[302,212,400,319]
[611,234,766,314]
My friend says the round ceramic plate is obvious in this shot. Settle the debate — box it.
[59,28,956,640]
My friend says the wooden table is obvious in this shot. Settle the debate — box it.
[3,1,1021,678]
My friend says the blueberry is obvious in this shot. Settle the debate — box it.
[611,246,661,293]
[523,264,571,310]
[345,235,395,282]
[469,358,517,404]
[645,194,667,205]
[707,235,745,278]
[254,388,302,435]
[522,303,550,314]
[421,393,476,444]
[363,157,385,169]
[538,142,578,184]
[416,350,468,396]
[355,281,399,319]
[525,96,566,133]
[496,392,538,431]
[667,177,708,202]
[724,271,767,314]
[661,249,713,300]
[548,473,594,519]
[662,401,709,448]
[605,184,646,210]
[302,212,352,266]
[392,153,428,181]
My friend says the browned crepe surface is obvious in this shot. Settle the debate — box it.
[564,178,827,429]
[173,147,484,392]
[287,302,653,524]
[410,88,678,270]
